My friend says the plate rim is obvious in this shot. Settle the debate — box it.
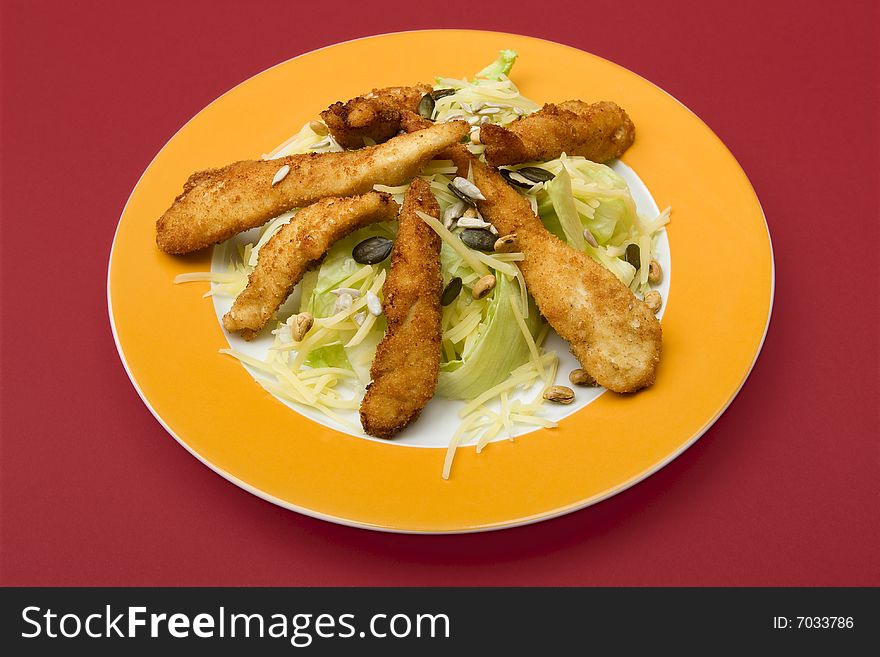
[107,28,775,534]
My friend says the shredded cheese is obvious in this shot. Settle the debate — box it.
[416,211,490,276]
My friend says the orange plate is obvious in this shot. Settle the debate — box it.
[108,31,773,533]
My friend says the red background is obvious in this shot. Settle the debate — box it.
[1,0,878,586]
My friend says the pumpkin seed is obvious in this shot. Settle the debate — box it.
[460,228,496,252]
[516,167,555,183]
[418,93,435,119]
[450,176,486,201]
[441,277,462,306]
[447,182,477,207]
[625,243,641,269]
[431,88,456,100]
[499,168,534,189]
[352,236,393,264]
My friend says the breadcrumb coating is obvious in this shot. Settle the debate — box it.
[222,192,399,340]
[156,121,467,254]
[360,179,443,438]
[321,84,432,150]
[480,100,635,166]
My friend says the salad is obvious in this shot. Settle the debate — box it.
[175,51,670,478]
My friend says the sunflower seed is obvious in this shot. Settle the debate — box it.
[480,115,491,125]
[488,224,498,235]
[441,277,462,306]
[457,216,491,229]
[418,93,435,119]
[309,120,328,136]
[583,229,599,248]
[451,176,486,201]
[352,236,393,264]
[353,311,366,326]
[460,228,496,252]
[447,183,476,207]
[271,165,290,186]
[366,291,382,316]
[443,200,466,228]
[333,293,353,314]
[470,128,481,144]
[309,138,331,151]
[478,107,501,115]
[331,287,361,298]
[272,324,293,344]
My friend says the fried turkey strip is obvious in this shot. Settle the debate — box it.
[401,113,660,392]
[320,84,432,150]
[479,100,635,166]
[156,120,467,254]
[360,179,443,438]
[222,192,399,340]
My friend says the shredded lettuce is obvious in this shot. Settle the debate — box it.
[474,49,518,81]
[437,274,541,400]
[300,223,395,373]
[178,48,670,464]
[523,155,668,292]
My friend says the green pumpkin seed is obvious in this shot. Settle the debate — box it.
[418,93,435,119]
[516,167,555,183]
[499,168,534,189]
[447,182,477,207]
[352,236,393,264]
[625,243,641,269]
[460,229,496,252]
[441,277,463,306]
[431,88,456,100]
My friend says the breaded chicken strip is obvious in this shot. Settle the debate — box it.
[156,120,468,254]
[465,156,659,392]
[400,112,659,392]
[360,179,443,438]
[222,192,399,340]
[479,100,635,166]
[321,84,432,149]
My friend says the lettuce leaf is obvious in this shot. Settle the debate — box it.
[437,274,541,400]
[474,49,518,81]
